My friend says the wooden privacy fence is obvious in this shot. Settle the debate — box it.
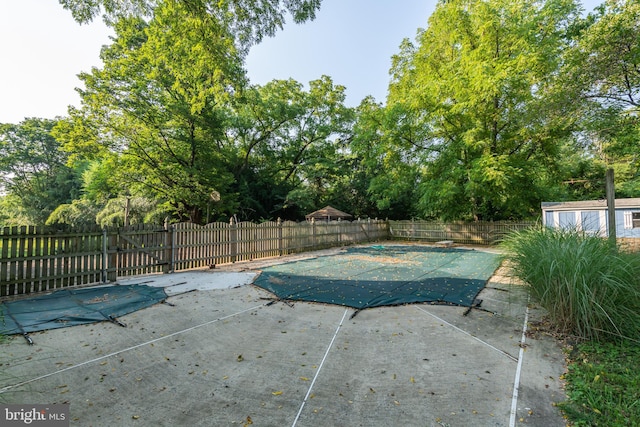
[0,219,540,297]
[172,218,387,271]
[389,220,536,245]
[0,219,388,297]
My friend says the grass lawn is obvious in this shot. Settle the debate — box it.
[560,339,640,426]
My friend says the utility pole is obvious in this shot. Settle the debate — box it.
[606,168,616,244]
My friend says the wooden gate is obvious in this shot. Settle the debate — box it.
[106,224,171,281]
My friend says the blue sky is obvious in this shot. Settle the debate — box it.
[0,0,602,124]
[245,0,435,106]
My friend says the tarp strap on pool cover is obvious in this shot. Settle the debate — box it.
[252,245,501,317]
[0,285,167,344]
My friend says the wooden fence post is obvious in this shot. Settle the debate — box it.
[0,227,8,296]
[163,219,174,274]
[277,218,283,256]
[230,217,237,263]
[101,228,108,283]
[107,228,118,282]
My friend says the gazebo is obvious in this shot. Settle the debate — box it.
[305,205,353,222]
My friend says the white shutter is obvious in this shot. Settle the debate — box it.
[624,211,633,229]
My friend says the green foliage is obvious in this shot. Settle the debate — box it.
[0,195,33,227]
[564,0,640,112]
[58,0,322,51]
[385,0,582,220]
[560,340,640,426]
[0,118,84,225]
[2,0,632,227]
[559,0,640,193]
[95,197,165,226]
[229,76,355,220]
[46,199,102,228]
[502,226,640,342]
[350,98,419,219]
[80,157,123,202]
[58,0,352,224]
[63,7,242,223]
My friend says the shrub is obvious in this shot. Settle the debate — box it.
[502,226,640,342]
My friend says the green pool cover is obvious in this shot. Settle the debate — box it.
[0,285,167,341]
[253,245,501,313]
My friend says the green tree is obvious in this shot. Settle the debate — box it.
[0,194,33,227]
[350,97,420,219]
[566,0,640,112]
[386,0,581,220]
[561,0,640,196]
[46,199,102,228]
[227,76,354,220]
[58,1,353,223]
[59,3,245,223]
[0,118,82,225]
[58,0,321,52]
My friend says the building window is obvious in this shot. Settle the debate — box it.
[581,211,600,233]
[624,211,640,229]
[544,211,554,228]
[559,211,577,229]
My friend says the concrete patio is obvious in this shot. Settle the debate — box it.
[0,245,567,426]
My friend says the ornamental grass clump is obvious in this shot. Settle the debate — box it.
[502,226,640,342]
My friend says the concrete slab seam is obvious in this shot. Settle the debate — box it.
[414,305,518,363]
[509,295,530,427]
[290,308,350,427]
[0,303,265,395]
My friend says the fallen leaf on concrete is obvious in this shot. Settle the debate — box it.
[272,391,283,396]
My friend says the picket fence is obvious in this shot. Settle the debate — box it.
[0,219,388,296]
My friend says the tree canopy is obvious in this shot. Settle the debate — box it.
[58,0,321,53]
[384,0,583,220]
[2,0,639,227]
[0,118,82,224]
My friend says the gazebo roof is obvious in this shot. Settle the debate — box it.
[305,205,353,220]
